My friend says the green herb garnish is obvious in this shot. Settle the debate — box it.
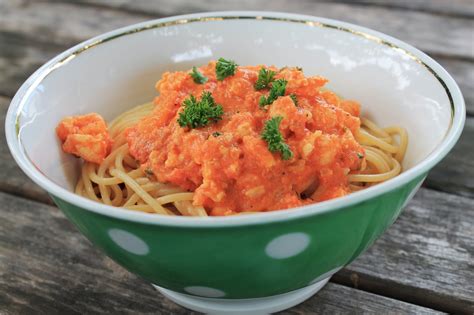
[215,58,237,81]
[190,66,208,84]
[178,91,223,129]
[259,79,288,108]
[212,131,222,137]
[261,116,293,160]
[254,68,276,90]
[357,152,364,159]
[144,168,154,176]
[290,93,298,106]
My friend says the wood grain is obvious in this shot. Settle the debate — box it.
[0,30,64,99]
[0,0,473,114]
[62,0,474,59]
[0,0,147,47]
[0,1,473,313]
[425,118,474,198]
[347,0,474,17]
[0,191,444,314]
[336,188,474,314]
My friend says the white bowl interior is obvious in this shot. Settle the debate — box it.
[16,18,452,191]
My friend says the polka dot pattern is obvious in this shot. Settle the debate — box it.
[265,232,310,259]
[108,228,149,255]
[184,286,226,298]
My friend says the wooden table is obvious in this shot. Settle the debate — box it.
[1,1,473,313]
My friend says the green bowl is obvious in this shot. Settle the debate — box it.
[5,12,465,314]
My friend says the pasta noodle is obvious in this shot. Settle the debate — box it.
[75,102,407,216]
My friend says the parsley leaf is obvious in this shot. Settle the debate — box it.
[212,131,222,137]
[261,116,293,160]
[290,93,298,106]
[254,68,276,90]
[215,58,237,81]
[259,79,288,108]
[190,66,208,84]
[178,91,223,129]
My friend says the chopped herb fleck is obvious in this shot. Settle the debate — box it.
[178,91,223,129]
[212,131,222,137]
[357,152,364,159]
[261,116,293,160]
[254,67,276,90]
[259,79,288,108]
[290,93,298,106]
[144,168,154,176]
[190,66,208,84]
[215,58,237,81]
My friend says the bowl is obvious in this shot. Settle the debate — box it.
[5,11,465,314]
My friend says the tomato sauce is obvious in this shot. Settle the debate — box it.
[126,61,364,215]
[57,113,112,164]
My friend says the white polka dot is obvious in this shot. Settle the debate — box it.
[184,286,226,298]
[108,229,149,255]
[309,266,343,285]
[265,232,310,259]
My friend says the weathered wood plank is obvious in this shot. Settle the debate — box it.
[279,281,443,314]
[1,3,473,115]
[0,1,472,313]
[0,195,196,314]
[0,191,443,314]
[425,118,474,198]
[0,31,64,99]
[60,0,474,59]
[336,188,474,314]
[347,0,474,17]
[0,96,51,204]
[0,0,147,48]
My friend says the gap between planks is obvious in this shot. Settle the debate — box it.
[0,179,472,313]
[332,0,474,19]
[2,0,473,60]
[0,189,452,314]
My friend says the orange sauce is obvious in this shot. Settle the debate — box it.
[126,61,364,215]
[57,113,112,164]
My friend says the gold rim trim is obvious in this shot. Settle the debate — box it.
[15,15,455,136]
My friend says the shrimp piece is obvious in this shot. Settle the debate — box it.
[56,113,112,164]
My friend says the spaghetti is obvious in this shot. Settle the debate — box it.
[75,104,407,217]
[64,61,408,217]
[75,103,208,216]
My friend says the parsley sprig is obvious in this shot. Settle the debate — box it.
[178,91,223,129]
[261,116,293,160]
[190,66,208,84]
[254,68,276,90]
[259,79,288,108]
[216,58,237,81]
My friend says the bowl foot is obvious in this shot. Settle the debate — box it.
[153,277,330,314]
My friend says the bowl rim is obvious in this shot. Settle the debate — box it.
[5,11,466,227]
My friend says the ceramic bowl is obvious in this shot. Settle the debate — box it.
[5,11,465,314]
